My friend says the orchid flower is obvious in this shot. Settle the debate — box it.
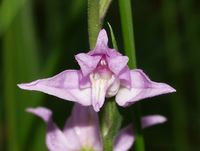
[18,29,175,112]
[27,104,167,151]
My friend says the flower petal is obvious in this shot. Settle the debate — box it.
[114,125,134,151]
[63,104,103,151]
[88,29,121,57]
[27,107,73,151]
[75,53,101,76]
[116,69,176,106]
[94,29,108,52]
[90,73,116,112]
[141,115,167,129]
[18,70,92,106]
[117,67,132,88]
[107,55,129,75]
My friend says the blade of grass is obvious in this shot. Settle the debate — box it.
[99,0,112,21]
[2,0,43,150]
[0,0,27,35]
[118,0,145,151]
[3,28,19,151]
[107,22,118,50]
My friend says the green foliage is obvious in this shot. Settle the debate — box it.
[107,22,118,50]
[99,0,112,21]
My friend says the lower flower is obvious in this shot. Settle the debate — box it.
[27,104,167,151]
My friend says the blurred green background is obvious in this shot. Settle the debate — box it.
[0,0,199,150]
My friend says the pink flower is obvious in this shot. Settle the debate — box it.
[27,104,167,151]
[18,29,175,112]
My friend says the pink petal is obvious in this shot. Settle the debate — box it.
[141,115,167,129]
[94,29,108,52]
[91,86,107,112]
[107,55,129,75]
[88,29,121,57]
[116,69,176,106]
[75,53,101,76]
[117,67,132,88]
[18,70,92,106]
[27,107,75,151]
[114,125,134,151]
[63,104,103,151]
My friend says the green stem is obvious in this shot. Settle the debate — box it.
[88,1,121,151]
[118,0,136,68]
[118,0,145,151]
[101,100,122,151]
[88,0,101,49]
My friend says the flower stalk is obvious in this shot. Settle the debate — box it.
[87,1,121,150]
[88,0,101,49]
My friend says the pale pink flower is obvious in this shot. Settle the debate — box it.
[18,29,175,112]
[27,104,167,151]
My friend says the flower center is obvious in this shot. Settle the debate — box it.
[89,57,120,111]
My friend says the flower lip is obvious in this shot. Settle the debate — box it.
[94,56,113,79]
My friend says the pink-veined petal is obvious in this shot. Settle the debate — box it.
[27,107,75,151]
[141,115,167,129]
[116,69,176,106]
[75,53,101,76]
[107,55,129,75]
[18,70,92,106]
[63,104,103,151]
[114,125,134,151]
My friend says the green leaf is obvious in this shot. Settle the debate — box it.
[107,22,118,50]
[99,0,112,21]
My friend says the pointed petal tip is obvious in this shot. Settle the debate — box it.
[95,29,108,49]
[17,83,25,89]
[169,87,176,93]
[17,82,36,90]
[150,115,167,123]
[100,28,106,34]
[93,103,100,112]
[162,84,176,94]
[98,29,107,40]
[141,115,167,129]
[26,107,52,122]
[26,107,35,113]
